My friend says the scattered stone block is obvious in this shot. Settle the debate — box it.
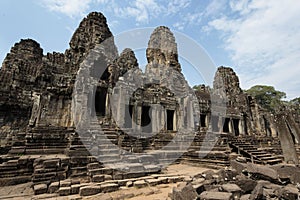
[145,178,161,186]
[79,185,101,196]
[100,183,119,193]
[230,160,247,174]
[58,186,71,196]
[60,180,71,187]
[245,163,279,183]
[170,183,198,200]
[34,184,48,195]
[134,180,148,188]
[158,177,168,184]
[236,178,257,193]
[199,191,233,200]
[92,175,105,182]
[104,175,112,181]
[240,194,251,200]
[48,181,59,193]
[71,184,82,194]
[126,181,133,187]
[277,185,299,200]
[249,181,266,200]
[220,183,242,193]
[220,183,242,199]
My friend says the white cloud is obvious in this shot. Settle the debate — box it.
[204,0,227,17]
[167,0,191,15]
[208,0,300,98]
[173,22,185,30]
[229,0,251,15]
[116,0,164,24]
[41,0,93,18]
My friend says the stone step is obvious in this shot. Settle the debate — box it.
[247,150,266,154]
[264,158,283,165]
[25,148,66,155]
[259,155,280,161]
[254,154,272,159]
[88,168,113,176]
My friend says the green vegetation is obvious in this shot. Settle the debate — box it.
[246,85,286,112]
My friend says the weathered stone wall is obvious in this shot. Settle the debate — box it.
[0,11,299,165]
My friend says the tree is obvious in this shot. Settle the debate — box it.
[290,97,300,106]
[289,97,300,114]
[246,85,286,112]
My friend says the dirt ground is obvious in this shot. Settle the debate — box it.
[87,164,213,200]
[0,163,212,200]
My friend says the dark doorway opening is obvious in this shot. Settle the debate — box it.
[212,115,219,132]
[167,110,175,131]
[141,106,152,133]
[200,114,206,128]
[232,119,240,136]
[243,114,248,135]
[95,87,107,116]
[223,118,230,133]
[124,105,133,128]
[100,68,110,81]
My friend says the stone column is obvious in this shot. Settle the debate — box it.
[217,116,222,133]
[173,110,177,131]
[136,106,142,132]
[117,88,123,128]
[240,118,245,135]
[151,104,158,134]
[229,119,233,134]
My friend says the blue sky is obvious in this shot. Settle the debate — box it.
[0,0,299,99]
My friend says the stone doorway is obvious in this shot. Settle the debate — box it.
[223,118,230,133]
[95,87,107,117]
[167,110,175,131]
[232,118,240,136]
[141,106,152,133]
[200,114,206,128]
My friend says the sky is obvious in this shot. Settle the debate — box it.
[0,0,299,99]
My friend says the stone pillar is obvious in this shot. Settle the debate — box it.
[217,116,222,133]
[173,110,177,131]
[229,119,233,134]
[239,118,244,135]
[161,107,165,131]
[136,106,142,132]
[116,87,125,128]
[189,99,195,131]
[240,118,245,135]
[132,105,137,131]
[151,104,158,134]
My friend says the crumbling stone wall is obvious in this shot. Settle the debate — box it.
[0,11,299,165]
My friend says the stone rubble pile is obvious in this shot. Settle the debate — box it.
[169,160,300,200]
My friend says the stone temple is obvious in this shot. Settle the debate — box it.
[0,12,300,199]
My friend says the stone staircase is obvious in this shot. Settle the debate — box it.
[295,144,300,162]
[229,136,283,165]
[9,126,73,155]
[0,126,73,186]
[181,132,231,168]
